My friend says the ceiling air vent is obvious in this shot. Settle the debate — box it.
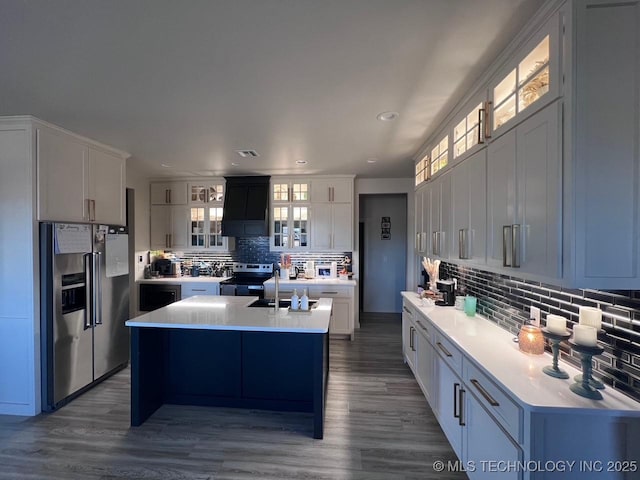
[235,149,259,158]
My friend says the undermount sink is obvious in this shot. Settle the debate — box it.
[248,298,318,309]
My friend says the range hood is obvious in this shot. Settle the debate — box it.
[221,176,270,237]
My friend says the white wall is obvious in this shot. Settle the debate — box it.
[360,194,407,312]
[126,159,151,317]
[354,178,416,320]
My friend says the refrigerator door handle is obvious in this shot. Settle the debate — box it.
[95,252,103,325]
[83,253,93,329]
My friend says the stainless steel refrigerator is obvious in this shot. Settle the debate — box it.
[40,222,130,411]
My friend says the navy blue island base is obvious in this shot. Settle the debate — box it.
[130,326,329,439]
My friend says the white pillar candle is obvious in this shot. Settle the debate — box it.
[573,324,598,347]
[546,314,567,334]
[579,306,602,330]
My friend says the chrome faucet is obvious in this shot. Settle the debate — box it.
[274,270,279,313]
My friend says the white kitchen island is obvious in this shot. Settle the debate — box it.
[126,296,331,438]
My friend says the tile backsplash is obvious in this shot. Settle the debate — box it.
[173,236,351,273]
[439,262,640,403]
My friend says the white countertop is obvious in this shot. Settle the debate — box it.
[137,276,230,284]
[401,291,640,415]
[264,277,356,287]
[125,295,332,334]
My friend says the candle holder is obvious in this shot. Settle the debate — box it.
[568,340,605,400]
[572,329,606,390]
[541,328,571,379]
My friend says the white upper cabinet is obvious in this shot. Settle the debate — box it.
[487,101,561,280]
[37,128,88,223]
[37,125,127,225]
[270,178,311,251]
[150,205,189,250]
[570,0,640,288]
[310,177,353,203]
[87,147,125,225]
[428,171,451,260]
[311,203,352,251]
[188,181,224,204]
[451,149,487,266]
[150,182,187,205]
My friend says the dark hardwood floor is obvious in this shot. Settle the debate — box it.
[0,313,466,480]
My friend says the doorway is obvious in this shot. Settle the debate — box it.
[359,194,407,313]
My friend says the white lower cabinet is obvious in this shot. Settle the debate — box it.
[308,285,354,339]
[434,353,464,455]
[265,282,355,339]
[402,303,417,372]
[464,390,522,480]
[414,318,434,405]
[181,282,220,298]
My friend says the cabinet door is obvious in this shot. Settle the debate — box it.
[429,180,441,257]
[37,128,88,222]
[516,102,561,279]
[332,203,353,250]
[402,311,416,371]
[452,150,487,264]
[329,178,353,203]
[170,206,189,249]
[415,324,434,405]
[434,354,463,456]
[439,172,452,260]
[150,206,171,249]
[415,187,424,253]
[330,298,351,335]
[88,147,125,225]
[150,182,187,205]
[464,391,521,480]
[311,178,352,203]
[574,1,640,287]
[181,283,219,298]
[311,203,332,250]
[487,130,516,268]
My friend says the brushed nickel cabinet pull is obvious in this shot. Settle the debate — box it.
[436,342,452,357]
[478,108,485,144]
[512,224,520,268]
[471,379,500,406]
[165,189,169,204]
[502,225,512,267]
[409,326,414,350]
[403,306,412,315]
[321,291,338,295]
[484,101,492,139]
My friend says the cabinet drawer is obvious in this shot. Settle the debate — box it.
[307,286,352,299]
[433,331,463,373]
[413,315,433,344]
[182,283,219,298]
[464,360,522,443]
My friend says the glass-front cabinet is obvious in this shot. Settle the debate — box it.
[186,178,232,250]
[271,178,311,250]
[430,135,449,177]
[453,102,486,159]
[188,182,224,204]
[491,20,558,134]
[415,155,428,187]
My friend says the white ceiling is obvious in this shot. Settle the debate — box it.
[0,0,545,179]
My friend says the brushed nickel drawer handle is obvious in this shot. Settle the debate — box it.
[471,379,500,406]
[436,342,453,357]
[321,291,338,295]
[191,289,207,292]
[403,306,412,315]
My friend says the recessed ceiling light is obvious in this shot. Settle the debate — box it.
[295,159,307,165]
[377,111,399,121]
[367,158,378,164]
[161,163,172,168]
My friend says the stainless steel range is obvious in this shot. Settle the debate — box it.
[220,263,273,297]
